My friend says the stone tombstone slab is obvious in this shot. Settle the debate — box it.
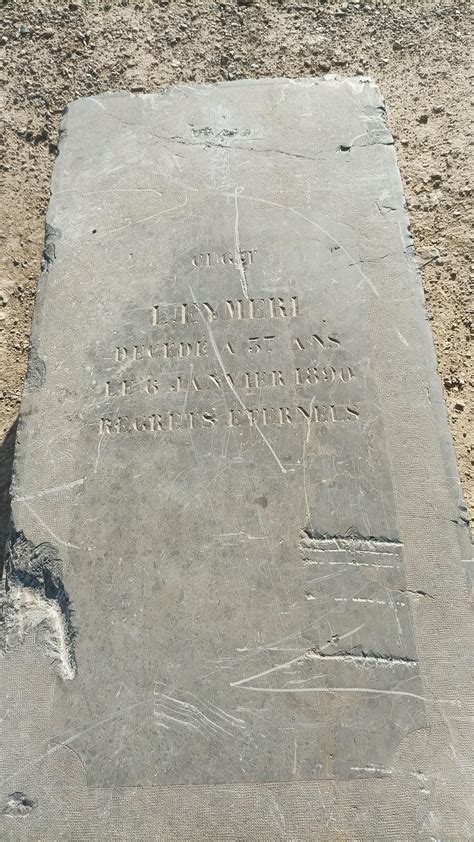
[1,79,472,839]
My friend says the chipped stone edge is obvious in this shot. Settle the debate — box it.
[0,529,76,681]
[61,74,380,112]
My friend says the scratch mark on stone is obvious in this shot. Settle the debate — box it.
[307,549,398,557]
[89,97,106,111]
[59,742,88,777]
[21,503,80,550]
[231,654,305,687]
[395,328,409,347]
[223,191,381,297]
[156,711,199,730]
[384,585,404,643]
[320,623,366,649]
[334,596,406,606]
[62,187,163,198]
[154,692,244,739]
[94,433,104,474]
[306,569,346,584]
[202,699,245,726]
[233,188,249,299]
[302,436,313,534]
[230,645,416,689]
[13,478,85,503]
[303,559,396,569]
[350,765,393,774]
[232,686,426,701]
[213,531,268,542]
[98,196,188,238]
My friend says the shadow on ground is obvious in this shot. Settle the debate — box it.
[0,421,16,576]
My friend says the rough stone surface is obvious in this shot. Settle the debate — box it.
[1,79,472,839]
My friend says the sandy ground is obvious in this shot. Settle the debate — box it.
[1,0,472,563]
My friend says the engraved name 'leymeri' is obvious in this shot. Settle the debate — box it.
[152,296,299,326]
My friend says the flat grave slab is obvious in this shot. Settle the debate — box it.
[1,78,472,839]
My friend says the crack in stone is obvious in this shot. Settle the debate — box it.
[149,131,327,162]
[306,647,418,668]
[300,528,402,556]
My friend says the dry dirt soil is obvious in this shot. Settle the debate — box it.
[1,0,473,562]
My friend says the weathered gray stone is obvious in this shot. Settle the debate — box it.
[1,79,472,839]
